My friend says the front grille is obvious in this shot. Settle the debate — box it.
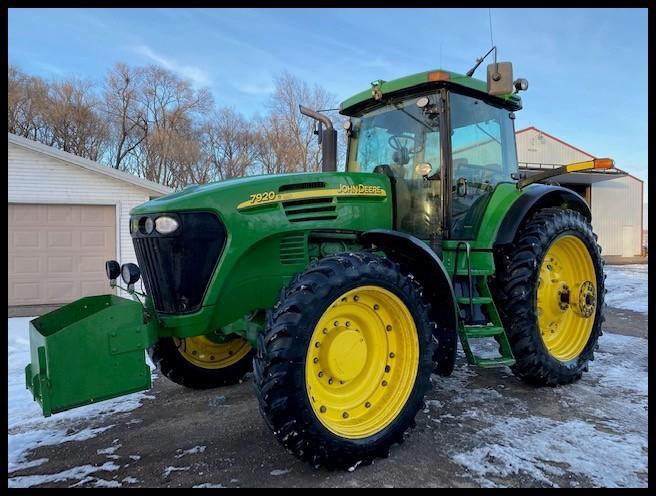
[132,212,226,314]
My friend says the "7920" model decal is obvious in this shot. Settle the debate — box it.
[237,184,386,210]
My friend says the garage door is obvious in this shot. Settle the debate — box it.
[8,204,116,306]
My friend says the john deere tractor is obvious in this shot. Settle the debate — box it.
[25,58,611,469]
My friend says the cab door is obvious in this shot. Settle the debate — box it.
[448,92,519,239]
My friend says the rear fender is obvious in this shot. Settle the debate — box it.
[495,184,591,246]
[359,229,458,376]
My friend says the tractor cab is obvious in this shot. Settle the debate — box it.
[340,64,524,250]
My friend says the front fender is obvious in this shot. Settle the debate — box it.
[359,229,458,376]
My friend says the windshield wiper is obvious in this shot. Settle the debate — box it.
[393,103,436,131]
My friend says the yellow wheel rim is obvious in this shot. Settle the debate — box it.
[537,235,597,361]
[174,335,252,369]
[305,285,419,439]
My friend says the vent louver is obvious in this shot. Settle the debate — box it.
[279,233,307,265]
[283,197,337,223]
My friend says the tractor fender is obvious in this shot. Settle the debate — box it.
[359,229,458,376]
[495,184,591,246]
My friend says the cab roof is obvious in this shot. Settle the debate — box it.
[339,68,522,116]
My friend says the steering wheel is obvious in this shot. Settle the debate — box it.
[388,135,424,154]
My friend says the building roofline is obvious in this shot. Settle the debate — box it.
[8,133,174,196]
[515,126,595,160]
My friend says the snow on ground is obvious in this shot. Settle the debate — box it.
[8,317,156,483]
[604,264,648,314]
[445,332,648,488]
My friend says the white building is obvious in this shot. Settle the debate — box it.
[516,127,644,259]
[8,133,173,314]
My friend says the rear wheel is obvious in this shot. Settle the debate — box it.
[254,252,434,469]
[149,334,253,389]
[494,208,605,386]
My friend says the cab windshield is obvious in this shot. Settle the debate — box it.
[346,93,442,239]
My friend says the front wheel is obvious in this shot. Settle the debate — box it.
[148,334,253,389]
[253,252,434,469]
[494,208,605,386]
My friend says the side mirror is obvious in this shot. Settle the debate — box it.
[105,260,120,287]
[487,62,514,96]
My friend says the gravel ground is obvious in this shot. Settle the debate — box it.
[8,303,647,488]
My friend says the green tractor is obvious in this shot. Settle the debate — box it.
[25,58,611,469]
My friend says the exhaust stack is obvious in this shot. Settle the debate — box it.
[299,105,337,172]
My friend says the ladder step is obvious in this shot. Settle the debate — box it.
[476,357,516,368]
[463,325,505,338]
[457,296,493,305]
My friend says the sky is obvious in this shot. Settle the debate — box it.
[8,8,648,198]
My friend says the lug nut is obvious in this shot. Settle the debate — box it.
[210,355,215,360]
[323,328,328,334]
[334,321,339,327]
[386,325,392,332]
[354,295,359,302]
[342,412,349,419]
[365,402,371,408]
[320,406,327,413]
[313,357,319,364]
[382,380,388,387]
[385,365,391,373]
[345,321,351,327]
[373,304,380,311]
[389,352,395,358]
[318,371,324,377]
[315,341,321,348]
[328,378,333,384]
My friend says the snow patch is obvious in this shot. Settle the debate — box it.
[270,468,291,476]
[448,332,647,488]
[193,482,225,488]
[175,445,207,458]
[163,466,191,478]
[604,264,648,314]
[8,461,120,488]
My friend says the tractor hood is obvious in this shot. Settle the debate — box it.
[130,171,391,219]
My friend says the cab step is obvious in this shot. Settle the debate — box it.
[476,357,516,368]
[463,324,505,338]
[457,296,493,305]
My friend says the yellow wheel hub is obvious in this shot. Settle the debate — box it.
[174,335,252,369]
[537,235,597,361]
[305,285,419,439]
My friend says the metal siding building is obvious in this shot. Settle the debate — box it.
[516,127,644,258]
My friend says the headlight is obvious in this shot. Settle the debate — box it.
[139,216,155,234]
[155,216,179,234]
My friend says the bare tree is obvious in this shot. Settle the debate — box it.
[199,107,258,182]
[135,65,213,187]
[103,63,147,170]
[42,78,108,160]
[265,70,338,173]
[9,62,348,188]
[8,65,49,141]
